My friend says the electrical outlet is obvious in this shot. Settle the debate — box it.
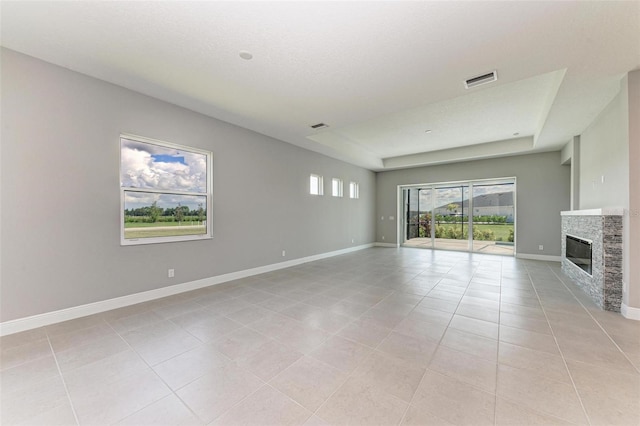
[381,216,385,220]
[168,269,175,278]
[282,250,286,257]
[382,236,385,240]
[351,239,355,243]
[538,245,544,251]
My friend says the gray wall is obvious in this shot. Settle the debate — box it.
[578,71,639,309]
[375,152,571,257]
[579,85,629,210]
[0,48,376,322]
[628,70,640,310]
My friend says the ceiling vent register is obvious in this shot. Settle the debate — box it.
[310,123,329,129]
[464,71,498,89]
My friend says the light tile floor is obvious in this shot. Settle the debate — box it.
[1,248,639,425]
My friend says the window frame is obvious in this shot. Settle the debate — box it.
[332,178,344,197]
[120,134,213,246]
[349,181,360,199]
[310,174,324,196]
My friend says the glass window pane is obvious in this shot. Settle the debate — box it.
[403,188,433,248]
[471,182,515,255]
[332,178,342,197]
[434,185,469,250]
[349,182,359,198]
[121,137,207,193]
[123,191,207,240]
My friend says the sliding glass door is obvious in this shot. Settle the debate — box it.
[401,178,515,255]
[433,185,470,251]
[470,181,515,255]
[403,187,433,248]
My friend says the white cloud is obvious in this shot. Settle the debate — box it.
[410,184,513,209]
[121,139,207,192]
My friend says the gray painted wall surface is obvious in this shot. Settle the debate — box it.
[578,74,637,308]
[375,152,571,256]
[628,71,640,309]
[0,49,376,322]
[579,86,629,211]
[560,136,580,211]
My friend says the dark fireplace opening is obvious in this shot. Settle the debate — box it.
[566,234,592,275]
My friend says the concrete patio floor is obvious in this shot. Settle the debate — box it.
[403,237,515,255]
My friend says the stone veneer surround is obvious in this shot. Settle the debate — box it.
[561,209,623,311]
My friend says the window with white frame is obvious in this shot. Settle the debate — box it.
[332,178,343,197]
[120,135,212,245]
[310,174,324,195]
[349,181,360,199]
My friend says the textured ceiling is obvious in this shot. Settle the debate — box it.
[1,1,639,170]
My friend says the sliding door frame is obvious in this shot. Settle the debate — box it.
[396,177,517,255]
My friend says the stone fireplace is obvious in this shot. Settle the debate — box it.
[561,208,623,311]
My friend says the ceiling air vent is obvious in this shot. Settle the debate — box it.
[310,123,329,130]
[464,70,498,89]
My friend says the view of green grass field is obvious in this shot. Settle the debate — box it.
[124,221,204,228]
[435,223,513,241]
[124,225,206,239]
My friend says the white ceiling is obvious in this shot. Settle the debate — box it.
[2,1,639,170]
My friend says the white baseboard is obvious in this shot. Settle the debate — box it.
[516,253,562,262]
[621,302,640,321]
[374,242,398,248]
[0,243,374,336]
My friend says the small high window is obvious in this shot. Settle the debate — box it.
[332,178,343,197]
[310,174,324,195]
[349,181,360,199]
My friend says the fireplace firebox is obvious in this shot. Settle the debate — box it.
[566,234,592,275]
[561,208,623,312]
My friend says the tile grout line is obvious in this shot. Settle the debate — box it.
[525,263,593,426]
[398,258,489,426]
[429,261,581,424]
[12,250,633,425]
[202,286,368,424]
[144,259,479,424]
[497,263,585,425]
[365,294,434,426]
[462,257,504,426]
[549,266,640,375]
[493,257,505,426]
[44,331,81,426]
[300,267,441,424]
[200,276,389,424]
[100,318,209,424]
[161,311,313,425]
[305,288,404,423]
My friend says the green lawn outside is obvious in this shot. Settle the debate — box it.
[124,221,204,228]
[124,226,206,239]
[435,223,513,241]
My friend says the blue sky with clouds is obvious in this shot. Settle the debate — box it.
[410,182,514,210]
[121,138,208,211]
